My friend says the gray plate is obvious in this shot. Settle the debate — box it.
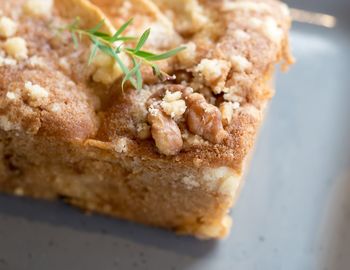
[1,1,350,269]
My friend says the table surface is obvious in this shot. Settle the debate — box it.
[1,1,350,269]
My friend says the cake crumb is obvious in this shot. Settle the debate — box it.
[6,91,18,101]
[0,50,17,66]
[0,17,17,38]
[48,103,61,113]
[23,0,53,17]
[230,55,252,72]
[58,58,70,71]
[4,37,28,60]
[91,50,128,85]
[177,42,197,67]
[196,59,223,82]
[222,1,271,13]
[233,29,250,41]
[195,59,231,94]
[182,176,200,190]
[161,91,187,119]
[14,187,24,196]
[114,137,129,153]
[248,17,263,29]
[28,56,46,68]
[24,81,49,107]
[0,115,21,131]
[220,102,233,125]
[136,123,151,139]
[163,90,182,103]
[262,17,283,44]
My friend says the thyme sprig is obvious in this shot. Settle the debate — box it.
[62,18,186,90]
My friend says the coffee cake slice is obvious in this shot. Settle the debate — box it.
[0,0,293,239]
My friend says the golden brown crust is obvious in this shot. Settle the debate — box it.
[95,0,292,169]
[55,0,115,33]
[0,0,293,238]
[0,0,292,164]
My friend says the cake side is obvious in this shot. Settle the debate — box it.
[0,0,292,239]
[0,131,238,238]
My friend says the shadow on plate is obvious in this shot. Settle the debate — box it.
[318,169,350,270]
[318,130,350,270]
[0,194,217,259]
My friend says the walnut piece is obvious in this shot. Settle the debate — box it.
[148,105,183,156]
[186,93,228,144]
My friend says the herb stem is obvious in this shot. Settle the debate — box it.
[62,18,186,90]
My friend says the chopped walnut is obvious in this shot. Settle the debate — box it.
[147,105,183,156]
[186,93,228,144]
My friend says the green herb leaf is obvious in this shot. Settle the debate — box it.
[115,36,137,42]
[151,64,161,77]
[71,33,79,48]
[88,43,99,65]
[145,47,186,61]
[122,60,141,90]
[126,49,156,58]
[93,31,112,39]
[111,18,134,42]
[135,28,150,52]
[132,58,143,90]
[87,20,105,34]
[62,18,186,90]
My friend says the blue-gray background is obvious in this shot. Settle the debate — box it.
[1,0,350,269]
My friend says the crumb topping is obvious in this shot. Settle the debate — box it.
[3,37,28,60]
[24,81,49,107]
[222,1,272,13]
[161,90,187,119]
[0,50,17,66]
[23,0,53,18]
[0,16,17,38]
[0,0,293,166]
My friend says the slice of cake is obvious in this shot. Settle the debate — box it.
[0,0,293,239]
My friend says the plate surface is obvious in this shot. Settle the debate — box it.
[1,1,350,269]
